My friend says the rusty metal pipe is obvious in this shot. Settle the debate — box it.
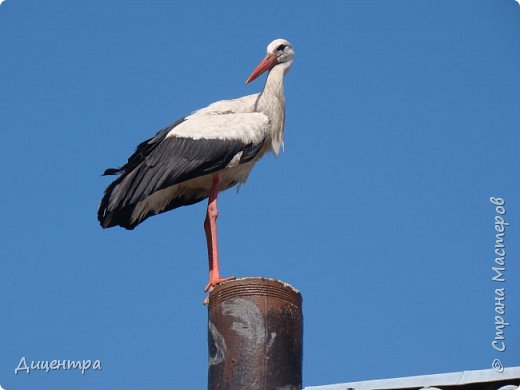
[208,277,303,390]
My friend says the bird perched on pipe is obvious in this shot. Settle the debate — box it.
[98,38,295,300]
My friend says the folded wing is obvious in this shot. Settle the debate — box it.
[98,112,270,229]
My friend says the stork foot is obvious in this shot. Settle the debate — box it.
[204,275,236,292]
[203,275,236,304]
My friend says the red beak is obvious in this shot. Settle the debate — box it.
[245,53,278,84]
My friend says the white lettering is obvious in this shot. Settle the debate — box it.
[68,360,81,370]
[495,315,509,327]
[492,340,506,352]
[15,356,29,374]
[495,294,505,315]
[495,216,509,227]
[81,360,92,374]
[41,360,50,373]
[492,266,505,282]
[14,357,102,374]
[489,196,510,362]
[490,197,504,206]
[495,233,505,248]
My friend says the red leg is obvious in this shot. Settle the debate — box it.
[203,174,235,299]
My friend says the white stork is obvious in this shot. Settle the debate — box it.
[98,38,295,297]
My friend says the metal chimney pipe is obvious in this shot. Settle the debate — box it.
[208,277,303,390]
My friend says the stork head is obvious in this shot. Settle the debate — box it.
[246,38,295,84]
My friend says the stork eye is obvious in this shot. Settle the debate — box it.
[276,44,286,52]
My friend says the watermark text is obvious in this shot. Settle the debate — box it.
[15,356,102,375]
[489,196,510,372]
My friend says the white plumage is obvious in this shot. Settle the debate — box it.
[168,111,270,144]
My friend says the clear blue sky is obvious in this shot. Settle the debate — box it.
[1,1,519,389]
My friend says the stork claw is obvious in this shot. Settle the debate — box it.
[203,275,236,304]
[204,275,236,292]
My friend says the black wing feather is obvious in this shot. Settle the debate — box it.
[98,121,265,230]
[102,118,186,176]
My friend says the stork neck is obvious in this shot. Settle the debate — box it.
[260,61,291,106]
[255,61,292,156]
